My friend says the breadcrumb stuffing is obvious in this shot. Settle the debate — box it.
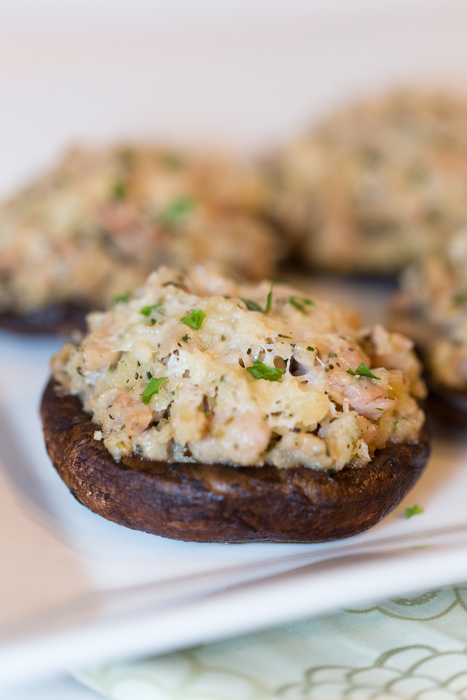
[52,267,425,470]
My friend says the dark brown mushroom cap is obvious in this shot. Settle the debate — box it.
[40,378,430,543]
[0,303,88,335]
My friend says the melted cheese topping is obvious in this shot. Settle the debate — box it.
[52,267,426,470]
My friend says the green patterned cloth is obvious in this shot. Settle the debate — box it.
[75,583,467,699]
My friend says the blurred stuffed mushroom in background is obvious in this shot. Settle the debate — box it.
[267,90,467,275]
[389,229,467,424]
[0,145,284,333]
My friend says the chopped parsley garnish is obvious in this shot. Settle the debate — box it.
[348,363,381,380]
[158,197,195,228]
[110,180,127,200]
[142,377,168,405]
[241,298,263,312]
[246,359,285,382]
[307,346,315,352]
[328,352,337,358]
[265,281,274,314]
[140,303,163,316]
[182,334,190,342]
[289,295,316,313]
[112,291,132,305]
[180,309,206,331]
[454,288,467,305]
[405,505,424,519]
[242,281,274,314]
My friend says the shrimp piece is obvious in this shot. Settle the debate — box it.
[316,337,368,372]
[91,388,152,436]
[366,325,424,394]
[82,323,121,371]
[356,414,378,446]
[191,409,270,466]
[327,366,395,420]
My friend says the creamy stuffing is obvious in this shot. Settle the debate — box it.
[0,146,279,314]
[391,230,467,390]
[52,267,426,470]
[269,90,467,274]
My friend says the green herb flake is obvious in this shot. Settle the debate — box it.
[307,346,315,352]
[265,281,274,314]
[158,197,195,228]
[454,288,467,305]
[182,334,190,343]
[241,298,263,312]
[142,377,168,405]
[140,303,163,316]
[112,291,132,305]
[393,416,408,433]
[328,352,337,358]
[162,152,184,170]
[242,281,275,314]
[111,180,127,201]
[180,309,206,331]
[289,295,316,313]
[246,359,285,382]
[348,363,381,380]
[405,505,424,519]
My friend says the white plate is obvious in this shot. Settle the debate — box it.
[2,0,467,690]
[1,274,467,689]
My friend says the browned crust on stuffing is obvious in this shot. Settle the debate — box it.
[0,304,88,335]
[41,378,430,543]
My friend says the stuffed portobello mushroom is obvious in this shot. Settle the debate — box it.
[268,90,467,275]
[0,146,281,333]
[390,230,467,424]
[41,266,429,542]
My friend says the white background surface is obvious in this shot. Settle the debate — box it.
[2,1,467,698]
[1,0,467,197]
